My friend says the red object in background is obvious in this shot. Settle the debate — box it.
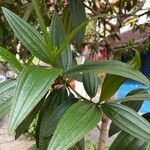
[69,80,76,89]
[86,47,107,62]
[98,48,107,61]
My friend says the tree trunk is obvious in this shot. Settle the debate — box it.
[98,114,109,150]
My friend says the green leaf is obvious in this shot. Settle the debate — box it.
[35,88,69,148]
[101,103,150,142]
[0,80,17,119]
[69,0,86,46]
[58,13,111,55]
[82,72,99,98]
[62,6,72,35]
[15,97,44,139]
[110,113,150,150]
[9,65,61,132]
[116,93,150,102]
[109,131,150,150]
[0,47,23,73]
[100,50,141,100]
[64,60,150,86]
[50,12,72,69]
[38,87,70,150]
[32,0,52,54]
[48,101,101,150]
[2,7,51,63]
[109,88,146,137]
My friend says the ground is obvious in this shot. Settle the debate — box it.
[0,115,115,150]
[0,116,34,150]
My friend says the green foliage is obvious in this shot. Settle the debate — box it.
[82,72,99,98]
[69,0,86,46]
[0,80,16,119]
[9,65,61,132]
[2,7,51,64]
[64,60,150,86]
[48,101,101,150]
[38,88,76,150]
[100,50,141,101]
[49,12,73,69]
[0,47,23,73]
[1,2,150,150]
[102,103,150,142]
[109,113,150,150]
[109,88,147,137]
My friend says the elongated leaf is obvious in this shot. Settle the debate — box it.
[109,100,144,137]
[58,13,112,55]
[62,6,72,35]
[15,97,45,139]
[48,101,101,150]
[39,96,77,150]
[109,88,147,137]
[2,7,51,63]
[0,47,23,73]
[64,60,150,86]
[0,80,17,119]
[82,72,99,98]
[110,131,150,150]
[100,50,141,100]
[110,113,150,150]
[50,12,72,69]
[38,87,69,150]
[32,0,52,53]
[116,93,150,102]
[69,0,86,46]
[102,103,150,142]
[35,88,68,147]
[9,65,61,132]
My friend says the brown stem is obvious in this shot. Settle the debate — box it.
[98,113,109,150]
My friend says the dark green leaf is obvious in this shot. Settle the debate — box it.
[102,103,150,142]
[15,97,44,139]
[64,60,150,86]
[116,93,150,102]
[9,65,61,132]
[100,50,141,100]
[110,113,150,150]
[109,131,150,150]
[48,101,101,150]
[62,6,72,35]
[2,7,51,63]
[50,12,72,69]
[38,87,74,150]
[35,87,67,148]
[32,0,53,54]
[143,113,150,122]
[0,47,23,73]
[82,72,99,98]
[69,0,86,46]
[58,13,111,55]
[109,88,146,137]
[0,80,16,119]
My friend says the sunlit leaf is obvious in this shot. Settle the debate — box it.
[64,60,150,86]
[9,65,61,132]
[2,7,51,63]
[102,103,150,142]
[48,101,101,150]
